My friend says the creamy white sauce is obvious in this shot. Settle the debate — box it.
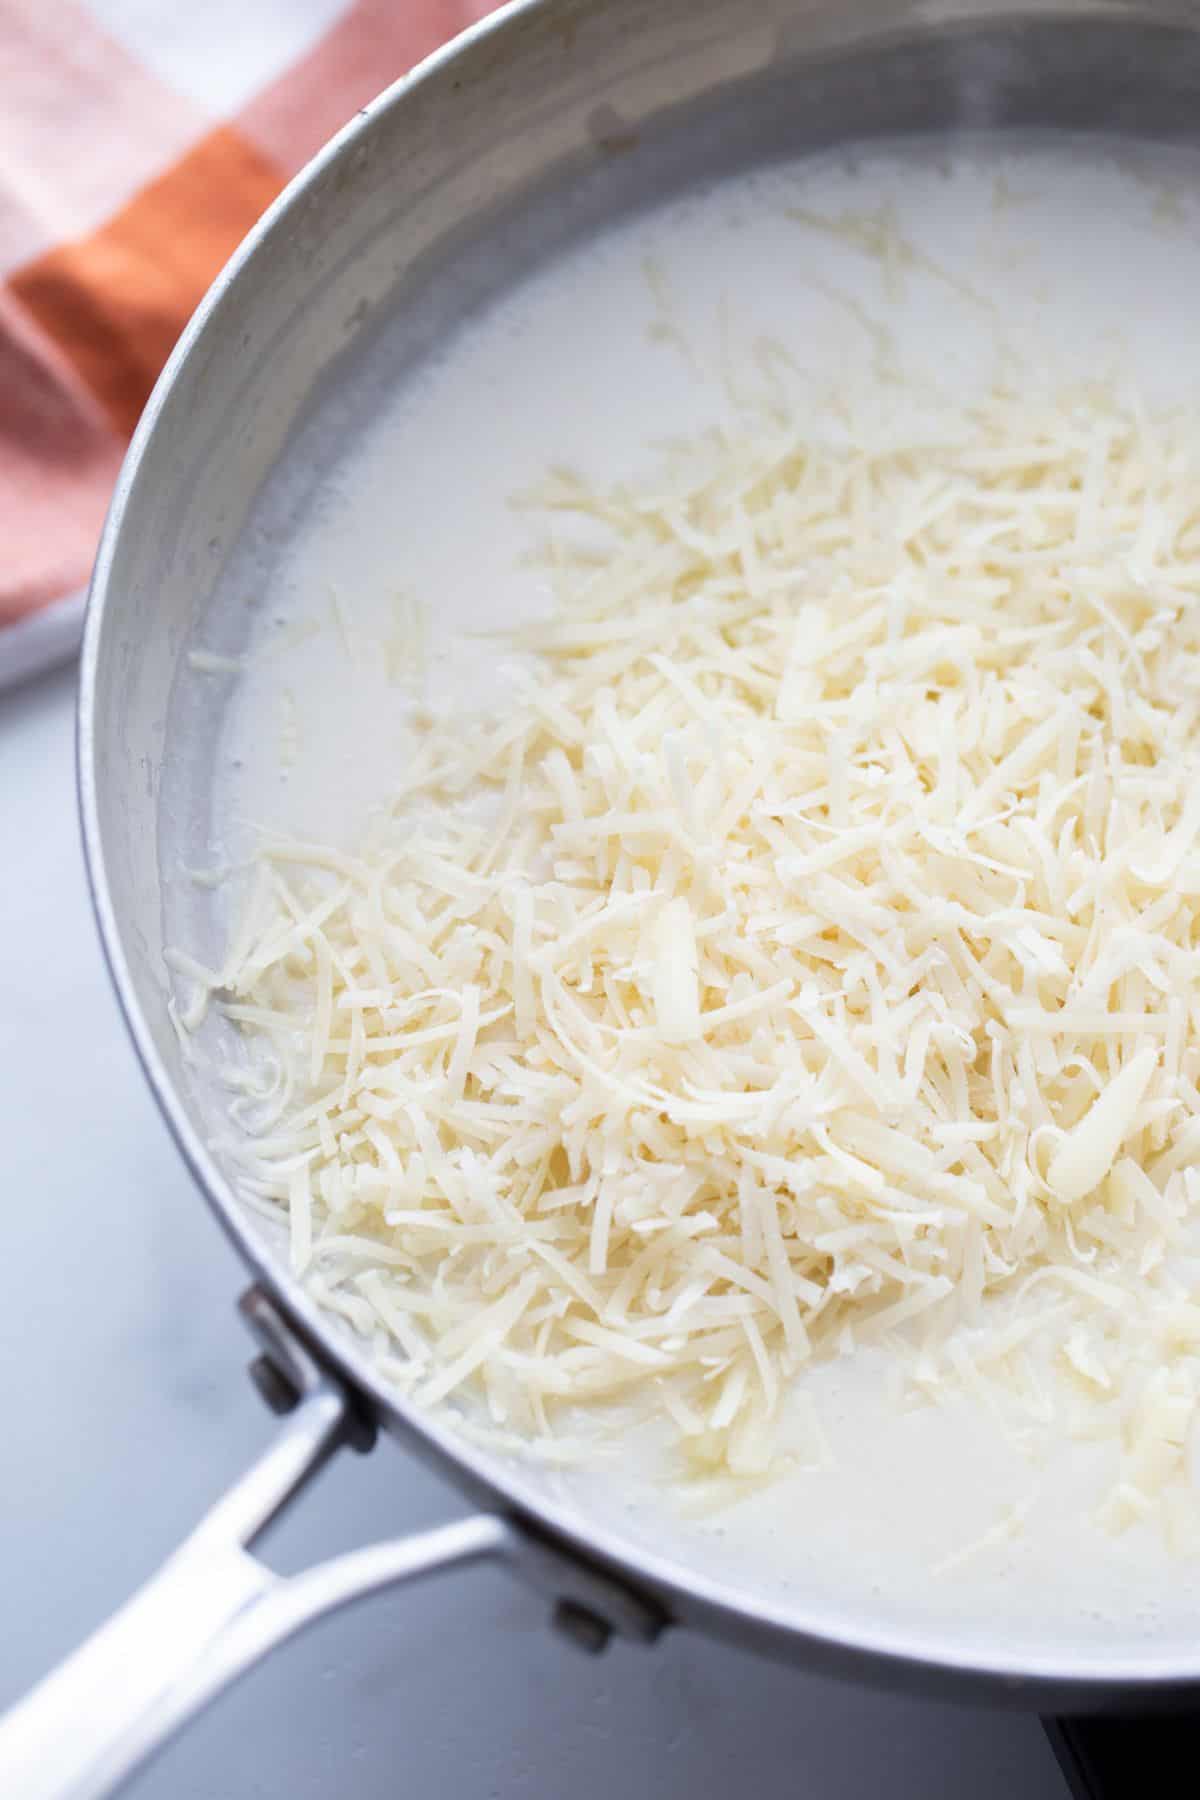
[193,139,1200,1662]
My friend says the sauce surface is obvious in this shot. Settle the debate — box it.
[187,138,1200,1662]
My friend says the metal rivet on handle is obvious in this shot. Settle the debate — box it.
[247,1353,301,1416]
[552,1598,613,1656]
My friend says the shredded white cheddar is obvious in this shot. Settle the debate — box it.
[194,381,1200,1512]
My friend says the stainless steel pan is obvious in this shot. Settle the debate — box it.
[4,3,1200,1794]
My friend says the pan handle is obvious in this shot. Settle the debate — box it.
[1043,1713,1199,1798]
[0,1290,662,1800]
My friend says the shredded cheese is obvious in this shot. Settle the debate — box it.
[194,379,1200,1516]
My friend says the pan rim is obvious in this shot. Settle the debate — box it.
[76,0,1200,1708]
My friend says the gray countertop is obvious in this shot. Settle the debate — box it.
[0,664,1066,1798]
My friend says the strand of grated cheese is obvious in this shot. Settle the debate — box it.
[197,379,1200,1513]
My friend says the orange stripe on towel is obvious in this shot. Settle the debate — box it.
[0,0,207,274]
[0,293,124,625]
[8,125,285,438]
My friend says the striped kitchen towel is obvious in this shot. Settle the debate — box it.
[0,0,498,690]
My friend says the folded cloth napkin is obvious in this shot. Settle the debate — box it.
[0,0,496,690]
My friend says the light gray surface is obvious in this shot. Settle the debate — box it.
[0,664,1066,1796]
